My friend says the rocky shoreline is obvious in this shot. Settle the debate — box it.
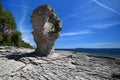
[0,46,120,80]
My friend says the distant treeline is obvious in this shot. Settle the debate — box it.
[0,1,32,48]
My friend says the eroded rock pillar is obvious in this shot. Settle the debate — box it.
[31,5,62,56]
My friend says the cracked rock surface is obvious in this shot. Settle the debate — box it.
[0,46,120,80]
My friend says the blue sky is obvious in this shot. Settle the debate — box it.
[1,0,120,48]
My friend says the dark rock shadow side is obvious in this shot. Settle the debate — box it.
[5,52,46,60]
[111,73,120,79]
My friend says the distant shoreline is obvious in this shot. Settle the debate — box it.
[56,48,120,59]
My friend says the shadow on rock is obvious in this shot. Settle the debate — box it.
[112,73,120,79]
[5,52,45,60]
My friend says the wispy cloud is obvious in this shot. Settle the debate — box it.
[89,22,120,29]
[80,42,120,48]
[89,42,120,48]
[57,37,88,42]
[63,14,81,21]
[91,0,120,15]
[61,30,92,36]
[3,2,33,9]
[62,1,91,21]
[3,2,35,46]
[17,8,35,46]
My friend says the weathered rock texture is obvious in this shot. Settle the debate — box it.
[31,4,61,56]
[0,46,120,80]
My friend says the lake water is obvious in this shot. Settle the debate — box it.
[56,48,120,58]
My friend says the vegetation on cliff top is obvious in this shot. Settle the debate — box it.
[0,2,32,48]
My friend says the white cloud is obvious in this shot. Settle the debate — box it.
[80,42,120,48]
[90,42,111,46]
[61,30,92,36]
[90,42,120,48]
[89,22,120,29]
[63,14,81,21]
[57,37,88,42]
[3,2,35,46]
[3,2,33,9]
[17,9,35,46]
[91,0,120,15]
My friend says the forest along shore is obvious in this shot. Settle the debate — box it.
[0,46,120,80]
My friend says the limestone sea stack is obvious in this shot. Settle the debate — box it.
[31,4,62,56]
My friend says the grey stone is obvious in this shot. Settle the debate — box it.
[31,4,62,56]
[0,46,120,80]
[0,58,25,79]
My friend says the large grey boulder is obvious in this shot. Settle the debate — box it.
[31,4,62,56]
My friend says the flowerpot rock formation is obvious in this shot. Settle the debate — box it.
[31,4,62,56]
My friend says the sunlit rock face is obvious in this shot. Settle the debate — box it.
[31,4,62,56]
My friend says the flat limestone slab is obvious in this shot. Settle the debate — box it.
[0,46,120,80]
[0,58,25,79]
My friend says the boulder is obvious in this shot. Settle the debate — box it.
[31,4,62,56]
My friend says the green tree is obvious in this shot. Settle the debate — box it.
[0,1,6,33]
[0,32,3,42]
[0,2,16,35]
[19,40,32,48]
[0,0,3,12]
[5,10,16,30]
[0,1,32,48]
[11,31,21,46]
